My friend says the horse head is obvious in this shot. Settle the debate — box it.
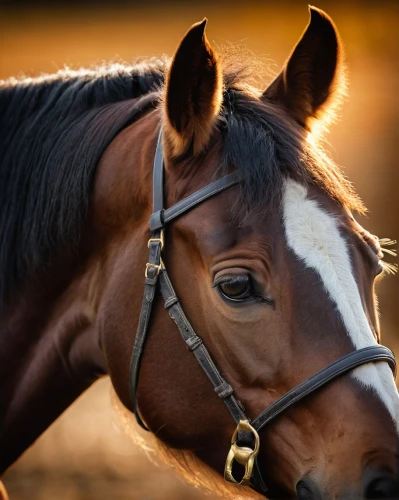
[99,8,399,497]
[1,6,398,499]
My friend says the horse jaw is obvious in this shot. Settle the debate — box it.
[110,388,261,499]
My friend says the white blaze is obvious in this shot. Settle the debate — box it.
[282,179,399,430]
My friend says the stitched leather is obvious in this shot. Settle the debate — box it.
[164,295,179,309]
[159,270,247,425]
[152,130,164,215]
[129,237,162,431]
[215,382,234,399]
[149,172,241,231]
[149,210,164,232]
[151,172,241,231]
[251,345,396,433]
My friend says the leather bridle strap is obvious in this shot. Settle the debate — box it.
[149,124,241,233]
[129,236,162,431]
[129,128,397,496]
[129,133,165,430]
[158,270,248,423]
[150,173,240,232]
[251,345,397,433]
[129,128,243,428]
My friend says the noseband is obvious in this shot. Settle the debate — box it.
[129,130,397,495]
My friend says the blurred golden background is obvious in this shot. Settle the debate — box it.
[1,1,398,499]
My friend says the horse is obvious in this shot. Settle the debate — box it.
[1,5,398,499]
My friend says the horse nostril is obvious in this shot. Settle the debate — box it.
[364,473,398,499]
[296,479,321,500]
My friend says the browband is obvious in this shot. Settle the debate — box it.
[150,171,240,231]
[149,130,241,232]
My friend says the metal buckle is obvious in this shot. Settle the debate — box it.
[145,230,165,277]
[145,259,164,278]
[148,229,164,250]
[224,420,260,487]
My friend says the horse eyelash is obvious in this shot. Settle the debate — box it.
[211,275,248,288]
[378,238,398,275]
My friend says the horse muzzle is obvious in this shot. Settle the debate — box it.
[295,470,399,500]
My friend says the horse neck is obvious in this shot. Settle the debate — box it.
[0,247,106,471]
[0,110,157,473]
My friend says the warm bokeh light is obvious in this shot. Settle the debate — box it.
[1,1,398,499]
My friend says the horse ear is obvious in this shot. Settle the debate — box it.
[164,19,223,156]
[262,6,344,130]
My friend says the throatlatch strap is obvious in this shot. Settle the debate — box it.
[129,238,162,431]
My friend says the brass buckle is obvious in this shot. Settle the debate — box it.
[224,420,260,487]
[145,229,165,277]
[145,259,164,278]
[148,229,165,250]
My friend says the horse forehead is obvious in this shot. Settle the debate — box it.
[199,222,283,261]
[178,193,284,257]
[282,178,399,429]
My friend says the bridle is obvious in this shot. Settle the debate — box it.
[129,129,397,495]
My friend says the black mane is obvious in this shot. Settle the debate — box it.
[0,56,363,308]
[0,60,166,306]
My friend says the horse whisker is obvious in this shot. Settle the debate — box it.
[381,261,398,275]
[381,247,398,257]
[379,238,397,246]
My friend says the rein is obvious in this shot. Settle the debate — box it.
[129,129,397,495]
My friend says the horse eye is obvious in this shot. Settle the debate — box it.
[217,276,253,301]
